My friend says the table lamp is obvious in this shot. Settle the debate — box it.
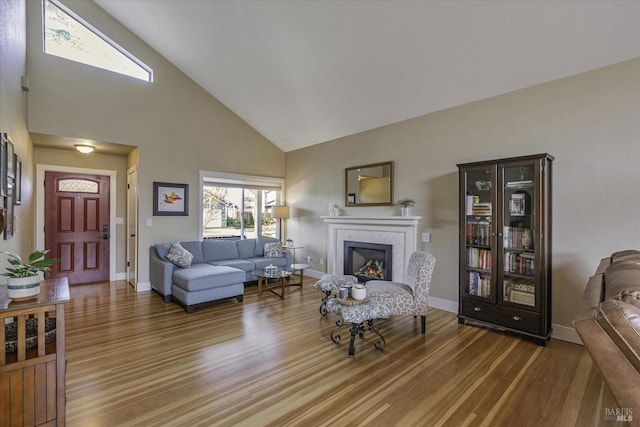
[272,205,290,242]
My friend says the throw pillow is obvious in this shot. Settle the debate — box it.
[166,242,194,268]
[264,242,284,258]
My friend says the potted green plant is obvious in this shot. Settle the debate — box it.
[2,249,59,300]
[397,197,416,216]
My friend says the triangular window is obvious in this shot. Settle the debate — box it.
[43,0,153,82]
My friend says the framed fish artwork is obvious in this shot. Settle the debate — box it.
[153,182,189,216]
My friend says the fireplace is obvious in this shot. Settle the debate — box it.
[322,215,420,283]
[344,241,392,282]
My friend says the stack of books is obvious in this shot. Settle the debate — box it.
[472,202,492,216]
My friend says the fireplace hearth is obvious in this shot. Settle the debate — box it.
[344,241,392,282]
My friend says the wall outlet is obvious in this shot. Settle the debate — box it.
[422,232,431,243]
[319,257,324,266]
[146,218,153,226]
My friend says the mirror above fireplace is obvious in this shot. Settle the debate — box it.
[345,161,393,206]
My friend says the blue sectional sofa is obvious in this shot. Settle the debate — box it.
[149,236,291,313]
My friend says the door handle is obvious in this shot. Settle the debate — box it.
[103,233,109,240]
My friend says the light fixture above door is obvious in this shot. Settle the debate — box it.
[74,144,95,154]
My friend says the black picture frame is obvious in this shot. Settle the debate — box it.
[6,138,14,179]
[153,182,189,216]
[0,133,7,197]
[14,155,21,205]
[4,177,14,239]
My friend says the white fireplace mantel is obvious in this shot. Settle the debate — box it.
[321,216,421,282]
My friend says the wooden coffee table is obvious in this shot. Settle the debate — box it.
[255,263,311,300]
[255,268,292,300]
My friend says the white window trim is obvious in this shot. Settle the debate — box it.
[43,0,153,82]
[199,171,285,241]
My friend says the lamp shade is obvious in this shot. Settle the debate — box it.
[272,206,290,219]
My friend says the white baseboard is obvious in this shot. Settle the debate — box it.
[551,324,582,345]
[136,281,151,292]
[428,296,458,313]
[304,269,324,279]
[114,272,127,281]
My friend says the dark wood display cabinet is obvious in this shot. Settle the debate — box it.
[457,154,553,346]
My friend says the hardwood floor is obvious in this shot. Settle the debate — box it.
[64,279,622,427]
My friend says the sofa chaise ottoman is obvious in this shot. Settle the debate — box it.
[150,236,291,313]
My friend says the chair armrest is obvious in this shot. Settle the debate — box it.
[149,246,174,296]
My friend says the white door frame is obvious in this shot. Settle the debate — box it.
[36,164,117,282]
[126,165,138,289]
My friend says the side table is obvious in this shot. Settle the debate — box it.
[282,245,303,265]
[326,296,391,357]
[287,263,312,294]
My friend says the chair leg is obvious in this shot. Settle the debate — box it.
[421,315,426,334]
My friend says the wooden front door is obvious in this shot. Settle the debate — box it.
[45,172,110,284]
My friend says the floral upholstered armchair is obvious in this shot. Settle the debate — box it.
[366,251,436,334]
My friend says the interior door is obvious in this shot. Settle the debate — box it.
[45,171,110,284]
[127,167,138,289]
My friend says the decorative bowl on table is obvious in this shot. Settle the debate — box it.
[351,284,367,300]
[264,265,278,274]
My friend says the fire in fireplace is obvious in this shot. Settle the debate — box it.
[344,241,393,282]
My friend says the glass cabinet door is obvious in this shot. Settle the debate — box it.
[462,166,495,300]
[501,162,537,309]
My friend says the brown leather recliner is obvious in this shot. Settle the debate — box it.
[573,250,640,425]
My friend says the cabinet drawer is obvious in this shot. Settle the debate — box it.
[460,298,541,335]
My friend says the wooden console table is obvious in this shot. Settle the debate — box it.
[0,278,70,426]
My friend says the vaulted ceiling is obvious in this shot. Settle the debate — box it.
[94,0,640,152]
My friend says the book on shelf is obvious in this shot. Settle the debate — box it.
[467,247,491,270]
[467,220,491,246]
[509,193,525,216]
[504,252,535,276]
[466,195,479,215]
[472,202,492,216]
[468,272,491,298]
[509,290,535,306]
[503,280,535,306]
[503,226,533,249]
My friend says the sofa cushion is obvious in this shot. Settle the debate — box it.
[179,241,204,264]
[236,239,256,259]
[172,264,245,292]
[612,290,640,309]
[211,259,255,273]
[611,250,640,264]
[604,261,640,300]
[166,242,194,268]
[202,240,239,262]
[255,235,280,256]
[264,242,284,258]
[596,300,640,374]
[155,242,172,260]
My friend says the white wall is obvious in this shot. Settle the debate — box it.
[285,58,640,330]
[24,0,286,285]
[0,0,35,265]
